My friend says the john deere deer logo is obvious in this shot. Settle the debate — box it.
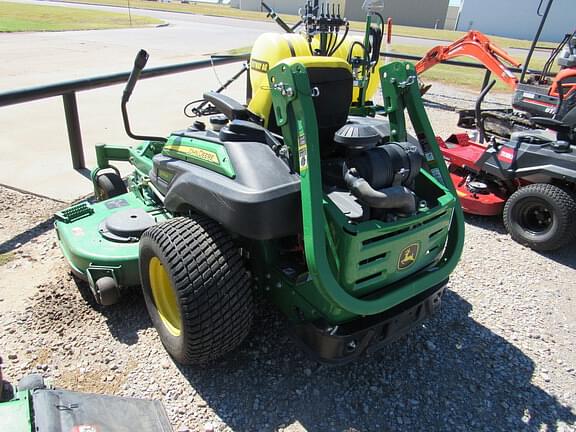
[398,244,419,270]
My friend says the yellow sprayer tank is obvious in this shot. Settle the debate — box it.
[248,32,382,126]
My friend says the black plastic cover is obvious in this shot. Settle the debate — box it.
[152,129,301,240]
[291,282,447,365]
[32,389,173,432]
[99,208,156,243]
[203,91,250,121]
[334,123,382,151]
[480,134,576,183]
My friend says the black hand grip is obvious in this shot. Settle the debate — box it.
[122,49,149,104]
[261,1,272,13]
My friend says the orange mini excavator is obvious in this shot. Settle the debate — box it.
[415,29,576,138]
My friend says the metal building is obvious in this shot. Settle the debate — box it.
[345,0,449,29]
[231,0,450,29]
[456,0,573,42]
[444,5,460,30]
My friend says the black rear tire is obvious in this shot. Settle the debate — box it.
[503,183,576,251]
[139,216,253,365]
[95,172,127,201]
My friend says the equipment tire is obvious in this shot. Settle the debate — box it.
[95,172,127,201]
[139,216,253,365]
[503,183,576,251]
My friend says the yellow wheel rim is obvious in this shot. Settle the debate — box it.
[149,257,182,337]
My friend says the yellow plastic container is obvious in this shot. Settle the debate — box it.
[248,32,382,126]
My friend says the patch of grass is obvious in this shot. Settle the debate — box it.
[51,0,558,49]
[40,0,277,21]
[0,1,162,32]
[0,252,15,267]
[220,45,251,56]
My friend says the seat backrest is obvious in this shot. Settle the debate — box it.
[249,56,353,137]
[247,32,380,130]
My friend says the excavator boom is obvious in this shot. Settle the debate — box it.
[415,31,522,90]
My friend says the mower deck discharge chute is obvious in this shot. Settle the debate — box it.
[55,2,464,365]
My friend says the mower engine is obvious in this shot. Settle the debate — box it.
[323,118,423,222]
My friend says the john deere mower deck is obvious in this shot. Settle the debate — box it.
[55,1,464,365]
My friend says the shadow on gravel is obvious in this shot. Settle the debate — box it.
[0,218,55,254]
[463,213,508,235]
[539,243,576,270]
[423,98,457,112]
[176,292,576,431]
[73,275,151,346]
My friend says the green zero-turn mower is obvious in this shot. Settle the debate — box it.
[55,2,464,365]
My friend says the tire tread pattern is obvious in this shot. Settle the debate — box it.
[140,216,253,364]
[503,183,576,251]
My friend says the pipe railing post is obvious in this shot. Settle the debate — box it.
[520,0,554,83]
[480,69,492,92]
[62,92,85,170]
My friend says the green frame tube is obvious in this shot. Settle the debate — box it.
[269,60,464,317]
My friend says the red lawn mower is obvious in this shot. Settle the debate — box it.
[417,0,576,251]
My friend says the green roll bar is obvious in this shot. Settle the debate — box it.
[269,60,465,317]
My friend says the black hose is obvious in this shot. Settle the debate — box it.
[347,41,368,64]
[329,23,349,56]
[344,169,417,213]
[475,79,496,144]
[325,32,334,57]
[328,29,338,55]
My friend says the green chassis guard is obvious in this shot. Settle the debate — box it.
[55,55,464,364]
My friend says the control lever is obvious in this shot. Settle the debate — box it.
[121,50,167,143]
[123,49,148,104]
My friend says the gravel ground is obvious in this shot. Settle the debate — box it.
[1,84,576,432]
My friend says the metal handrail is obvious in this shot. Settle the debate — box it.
[0,54,250,107]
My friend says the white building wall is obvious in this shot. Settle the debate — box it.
[345,0,449,28]
[444,5,460,30]
[456,0,574,42]
[232,0,449,29]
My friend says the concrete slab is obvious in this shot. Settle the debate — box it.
[0,63,248,201]
[0,2,270,201]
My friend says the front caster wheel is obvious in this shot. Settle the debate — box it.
[139,216,253,365]
[95,172,127,201]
